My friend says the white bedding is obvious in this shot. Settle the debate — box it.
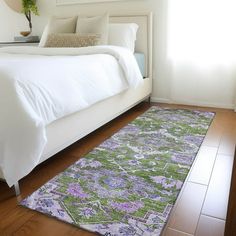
[0,45,143,186]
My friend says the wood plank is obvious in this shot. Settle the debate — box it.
[195,215,225,236]
[201,113,224,147]
[0,198,18,218]
[168,182,207,234]
[224,147,236,236]
[218,130,236,156]
[164,227,193,236]
[13,214,95,236]
[201,129,222,147]
[188,146,217,185]
[0,206,35,235]
[202,154,234,219]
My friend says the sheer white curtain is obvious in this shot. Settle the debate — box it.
[167,0,236,110]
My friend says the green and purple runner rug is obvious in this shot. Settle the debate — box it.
[21,107,214,236]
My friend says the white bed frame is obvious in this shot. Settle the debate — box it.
[0,12,153,195]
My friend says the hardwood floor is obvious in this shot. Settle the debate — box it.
[0,102,235,236]
[225,147,236,236]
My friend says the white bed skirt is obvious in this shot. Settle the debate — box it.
[0,78,152,181]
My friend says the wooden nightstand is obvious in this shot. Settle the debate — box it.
[0,41,39,47]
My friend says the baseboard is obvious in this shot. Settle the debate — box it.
[151,97,235,110]
[151,97,171,104]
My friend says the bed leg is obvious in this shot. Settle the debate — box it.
[148,96,151,104]
[14,182,21,196]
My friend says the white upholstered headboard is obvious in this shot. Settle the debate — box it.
[110,12,153,78]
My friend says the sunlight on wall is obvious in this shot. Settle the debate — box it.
[168,0,236,66]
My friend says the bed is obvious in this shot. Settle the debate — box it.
[0,12,153,195]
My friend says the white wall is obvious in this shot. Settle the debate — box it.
[0,0,235,109]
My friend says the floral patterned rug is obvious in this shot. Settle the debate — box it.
[21,107,214,236]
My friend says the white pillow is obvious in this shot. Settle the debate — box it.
[76,13,109,45]
[39,16,77,47]
[108,23,139,53]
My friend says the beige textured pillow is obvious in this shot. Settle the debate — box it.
[44,33,101,48]
[39,16,77,47]
[76,13,109,45]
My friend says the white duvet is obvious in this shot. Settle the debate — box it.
[0,45,143,186]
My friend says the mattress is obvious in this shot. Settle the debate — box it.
[134,52,145,78]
